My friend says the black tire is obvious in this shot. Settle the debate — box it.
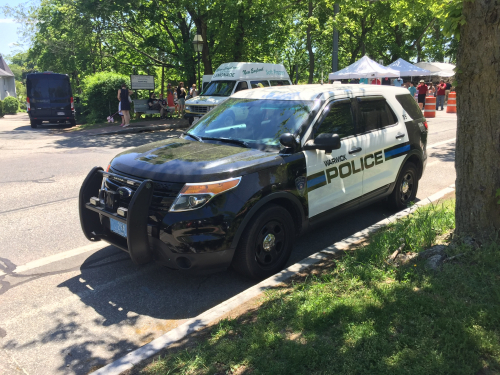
[30,120,38,128]
[188,117,194,125]
[232,204,295,280]
[70,119,76,127]
[388,162,419,211]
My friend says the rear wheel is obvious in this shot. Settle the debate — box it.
[232,204,294,280]
[388,162,418,211]
[30,120,38,128]
[69,119,76,127]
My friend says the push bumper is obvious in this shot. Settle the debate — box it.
[78,167,234,271]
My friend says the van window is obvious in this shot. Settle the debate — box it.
[27,75,71,102]
[270,80,290,86]
[315,101,355,139]
[201,80,236,96]
[357,98,398,133]
[234,81,248,93]
[395,94,424,120]
[250,80,270,89]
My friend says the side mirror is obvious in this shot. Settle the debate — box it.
[279,133,298,151]
[303,133,341,154]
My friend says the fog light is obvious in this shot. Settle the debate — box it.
[117,207,128,217]
[90,197,99,206]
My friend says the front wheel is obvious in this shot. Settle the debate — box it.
[232,204,295,280]
[388,162,418,211]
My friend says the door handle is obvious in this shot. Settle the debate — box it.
[349,146,362,154]
[396,133,406,139]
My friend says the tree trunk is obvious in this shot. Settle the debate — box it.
[455,0,500,242]
[306,0,314,84]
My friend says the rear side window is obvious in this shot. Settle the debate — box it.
[395,94,424,120]
[357,98,398,133]
[250,80,270,89]
[270,80,291,86]
[315,101,355,139]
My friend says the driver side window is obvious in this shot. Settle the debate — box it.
[235,81,248,93]
[315,101,355,139]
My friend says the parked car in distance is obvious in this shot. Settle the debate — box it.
[26,72,76,128]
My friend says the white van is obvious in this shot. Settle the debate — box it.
[184,62,292,125]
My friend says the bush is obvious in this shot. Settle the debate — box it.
[0,100,3,118]
[81,72,131,123]
[3,96,19,114]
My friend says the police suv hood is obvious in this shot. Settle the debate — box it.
[110,138,283,183]
[185,96,228,106]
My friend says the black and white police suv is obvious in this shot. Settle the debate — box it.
[79,84,428,279]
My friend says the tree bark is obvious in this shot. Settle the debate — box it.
[306,0,314,84]
[455,0,500,242]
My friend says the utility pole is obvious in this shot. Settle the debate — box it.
[332,3,340,74]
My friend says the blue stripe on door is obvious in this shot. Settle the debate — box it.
[307,174,326,188]
[384,144,410,158]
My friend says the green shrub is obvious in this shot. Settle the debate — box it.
[0,100,4,117]
[81,72,131,123]
[3,96,19,114]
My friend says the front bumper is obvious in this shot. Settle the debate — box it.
[79,167,234,272]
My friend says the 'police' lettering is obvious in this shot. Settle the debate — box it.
[326,167,338,183]
[351,159,362,174]
[364,155,374,169]
[339,162,352,178]
[375,151,383,165]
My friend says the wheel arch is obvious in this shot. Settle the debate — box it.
[230,192,307,250]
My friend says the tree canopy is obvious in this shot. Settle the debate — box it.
[2,0,455,90]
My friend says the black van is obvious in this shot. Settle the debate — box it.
[26,72,76,128]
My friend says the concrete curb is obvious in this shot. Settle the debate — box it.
[90,183,456,375]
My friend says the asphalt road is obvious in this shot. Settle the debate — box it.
[0,111,457,375]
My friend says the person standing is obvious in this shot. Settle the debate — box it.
[428,82,435,97]
[436,79,446,111]
[382,77,391,85]
[189,84,199,98]
[416,80,428,110]
[394,77,403,87]
[408,82,417,99]
[445,80,452,103]
[117,83,133,127]
[371,78,381,85]
[177,82,186,116]
[173,87,179,116]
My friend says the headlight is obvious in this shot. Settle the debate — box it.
[169,177,241,212]
[186,106,192,111]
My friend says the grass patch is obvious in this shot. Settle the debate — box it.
[142,201,500,375]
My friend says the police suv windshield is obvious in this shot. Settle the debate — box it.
[187,98,315,148]
[200,80,236,96]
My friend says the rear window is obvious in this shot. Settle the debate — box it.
[357,97,398,133]
[395,94,424,120]
[27,75,72,100]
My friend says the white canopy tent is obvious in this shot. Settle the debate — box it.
[414,62,455,77]
[328,56,400,81]
[386,58,431,76]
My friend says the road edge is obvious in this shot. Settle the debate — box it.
[90,183,456,375]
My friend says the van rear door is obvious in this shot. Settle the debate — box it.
[27,74,72,119]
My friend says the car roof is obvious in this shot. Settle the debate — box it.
[231,84,410,101]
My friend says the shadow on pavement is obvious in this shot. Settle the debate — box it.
[44,200,398,374]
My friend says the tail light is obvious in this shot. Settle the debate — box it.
[70,97,74,111]
[423,121,428,130]
[26,97,30,111]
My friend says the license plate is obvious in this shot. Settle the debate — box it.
[57,111,65,115]
[192,117,200,124]
[110,218,127,238]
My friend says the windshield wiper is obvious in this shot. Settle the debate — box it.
[201,137,250,148]
[182,132,203,142]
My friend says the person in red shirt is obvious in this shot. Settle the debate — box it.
[371,78,381,85]
[436,79,447,110]
[416,80,428,109]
